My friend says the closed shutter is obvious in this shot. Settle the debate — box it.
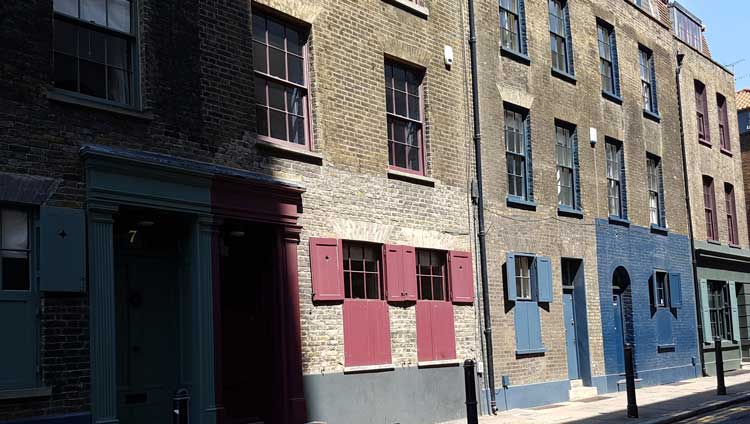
[700,279,713,343]
[656,309,674,346]
[535,256,553,303]
[402,246,418,301]
[384,245,404,301]
[563,2,575,75]
[729,281,741,342]
[649,55,659,114]
[0,290,37,389]
[309,238,344,302]
[40,206,86,292]
[518,0,529,54]
[572,128,582,211]
[524,114,534,202]
[449,251,474,304]
[515,301,543,353]
[416,302,434,362]
[669,273,682,308]
[506,252,517,301]
[609,30,621,97]
[417,302,456,362]
[343,300,392,366]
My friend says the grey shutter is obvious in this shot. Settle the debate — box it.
[669,273,682,308]
[619,146,628,219]
[40,207,86,292]
[609,30,621,97]
[650,270,659,308]
[656,309,674,346]
[700,279,713,343]
[524,113,534,201]
[518,0,529,55]
[729,281,741,342]
[506,252,517,301]
[649,55,659,114]
[657,160,666,227]
[536,256,553,303]
[572,128,582,210]
[563,2,575,75]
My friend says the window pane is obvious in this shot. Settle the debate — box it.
[268,47,286,79]
[108,0,131,32]
[288,116,305,145]
[53,53,78,92]
[256,106,268,136]
[107,37,130,69]
[406,70,420,96]
[394,141,407,169]
[54,0,79,17]
[269,110,287,140]
[107,68,130,103]
[55,19,78,55]
[79,60,107,99]
[433,276,444,301]
[252,14,266,41]
[393,66,406,92]
[421,276,433,300]
[395,90,407,116]
[408,95,420,120]
[267,19,285,49]
[81,0,107,26]
[287,87,304,116]
[79,29,106,64]
[2,255,30,291]
[288,54,304,85]
[351,273,365,299]
[286,27,303,56]
[366,273,379,300]
[2,210,28,250]
[253,41,267,73]
[267,80,285,110]
[254,77,267,105]
[385,88,394,114]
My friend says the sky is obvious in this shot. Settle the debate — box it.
[677,0,750,90]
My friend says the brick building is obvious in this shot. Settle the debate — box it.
[737,88,750,362]
[0,1,477,424]
[472,0,698,409]
[672,1,750,376]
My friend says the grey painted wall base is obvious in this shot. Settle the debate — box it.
[592,363,699,394]
[304,365,465,424]
[0,413,91,424]
[480,379,572,412]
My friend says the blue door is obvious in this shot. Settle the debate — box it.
[563,291,580,379]
[612,293,626,374]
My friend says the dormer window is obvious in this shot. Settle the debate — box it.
[673,4,702,52]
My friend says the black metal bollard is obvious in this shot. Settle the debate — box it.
[624,344,638,418]
[715,337,727,396]
[464,359,479,424]
[173,388,190,424]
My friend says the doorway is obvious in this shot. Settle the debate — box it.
[612,266,632,375]
[561,258,590,383]
[218,223,278,424]
[114,210,190,424]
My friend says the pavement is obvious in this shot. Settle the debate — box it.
[450,370,750,424]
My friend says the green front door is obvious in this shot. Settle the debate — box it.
[116,254,180,424]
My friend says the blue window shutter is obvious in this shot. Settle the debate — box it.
[656,309,673,346]
[650,270,658,308]
[518,0,529,55]
[649,55,659,114]
[700,279,713,343]
[609,30,621,97]
[506,252,517,301]
[40,207,86,293]
[669,273,682,308]
[514,301,531,352]
[729,281,741,342]
[528,302,544,350]
[619,146,628,219]
[524,113,534,201]
[572,128,582,210]
[536,256,553,303]
[657,160,666,227]
[563,2,575,75]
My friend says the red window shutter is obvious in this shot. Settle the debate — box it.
[309,238,344,301]
[402,246,418,301]
[416,302,434,362]
[384,245,405,301]
[431,302,457,360]
[449,250,474,303]
[369,301,392,365]
[344,300,392,367]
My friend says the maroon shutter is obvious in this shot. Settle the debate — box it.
[402,246,418,301]
[309,238,344,301]
[369,301,392,365]
[416,302,434,362]
[343,300,370,366]
[384,245,404,301]
[449,250,474,303]
[431,302,457,360]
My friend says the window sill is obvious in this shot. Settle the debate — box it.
[500,47,531,65]
[344,363,395,374]
[551,68,577,85]
[720,147,733,157]
[418,359,461,368]
[698,138,712,148]
[650,224,669,235]
[729,243,742,249]
[657,344,676,353]
[255,139,323,165]
[47,89,153,120]
[609,216,630,227]
[507,196,536,211]
[516,347,546,356]
[381,0,429,18]
[643,109,661,123]
[557,206,583,219]
[387,169,436,187]
[602,91,623,105]
[707,239,722,246]
[0,386,52,401]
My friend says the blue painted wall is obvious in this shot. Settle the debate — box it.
[595,220,700,393]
